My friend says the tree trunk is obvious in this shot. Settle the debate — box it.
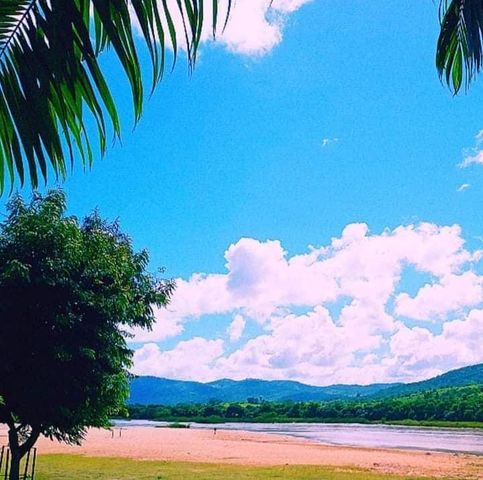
[8,450,21,480]
[7,425,22,480]
[7,423,40,480]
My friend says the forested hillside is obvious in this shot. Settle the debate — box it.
[127,376,402,405]
[128,364,483,405]
[372,363,483,399]
[126,385,483,426]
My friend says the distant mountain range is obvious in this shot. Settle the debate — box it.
[128,363,483,405]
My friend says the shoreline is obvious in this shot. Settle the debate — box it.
[121,417,483,430]
[30,426,483,478]
[114,419,483,456]
[120,418,483,431]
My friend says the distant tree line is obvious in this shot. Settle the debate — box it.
[125,385,483,425]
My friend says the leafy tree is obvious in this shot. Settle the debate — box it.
[225,403,245,418]
[0,1,230,193]
[0,190,174,480]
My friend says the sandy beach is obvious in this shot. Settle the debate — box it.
[10,426,476,478]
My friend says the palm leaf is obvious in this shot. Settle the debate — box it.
[0,0,230,194]
[436,0,483,94]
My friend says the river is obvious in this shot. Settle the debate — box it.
[113,420,483,455]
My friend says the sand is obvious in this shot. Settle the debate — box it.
[12,426,478,479]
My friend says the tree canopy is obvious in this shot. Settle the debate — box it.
[0,189,174,479]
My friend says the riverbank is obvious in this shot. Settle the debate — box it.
[34,426,482,479]
[113,419,483,454]
[123,416,483,429]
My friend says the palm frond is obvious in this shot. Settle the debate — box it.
[0,0,229,194]
[436,0,483,94]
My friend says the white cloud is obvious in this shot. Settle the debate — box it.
[227,314,246,342]
[132,338,224,381]
[144,0,312,57]
[459,151,483,168]
[395,272,483,321]
[273,0,314,12]
[214,0,313,56]
[215,305,385,384]
[214,0,283,56]
[459,130,483,168]
[130,306,184,342]
[322,137,338,147]
[132,222,483,385]
[387,310,483,380]
[457,183,471,192]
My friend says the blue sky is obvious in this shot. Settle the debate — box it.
[3,0,482,385]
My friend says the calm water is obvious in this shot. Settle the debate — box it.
[114,420,483,455]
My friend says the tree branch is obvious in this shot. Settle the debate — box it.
[19,427,40,456]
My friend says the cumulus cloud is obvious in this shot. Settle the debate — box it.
[212,0,314,56]
[215,305,385,384]
[130,305,184,342]
[388,310,483,379]
[132,338,224,381]
[145,0,312,57]
[395,272,483,321]
[132,222,483,385]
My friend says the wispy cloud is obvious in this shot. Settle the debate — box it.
[227,314,246,342]
[459,130,483,168]
[459,152,483,168]
[457,183,471,192]
[322,137,338,148]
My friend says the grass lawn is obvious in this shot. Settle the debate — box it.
[35,455,433,480]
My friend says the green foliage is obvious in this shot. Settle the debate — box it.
[0,1,229,193]
[126,385,483,426]
[436,0,483,93]
[0,190,174,478]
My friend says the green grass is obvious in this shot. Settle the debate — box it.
[380,419,483,428]
[35,455,436,480]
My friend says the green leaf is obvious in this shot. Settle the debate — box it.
[0,0,231,193]
[436,0,483,94]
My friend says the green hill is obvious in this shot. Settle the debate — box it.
[128,363,483,405]
[371,363,483,399]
